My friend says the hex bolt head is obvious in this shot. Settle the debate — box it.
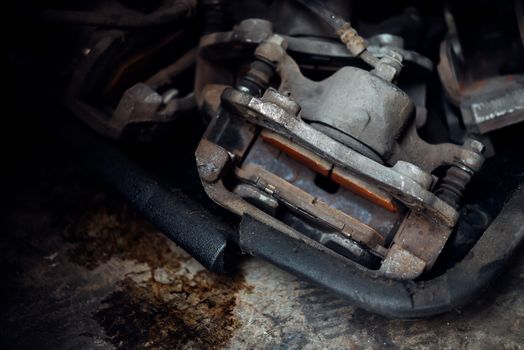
[195,140,231,183]
[267,34,288,49]
[463,138,485,154]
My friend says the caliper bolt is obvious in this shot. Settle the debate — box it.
[436,138,485,209]
[237,34,287,97]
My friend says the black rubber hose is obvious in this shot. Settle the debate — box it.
[238,184,524,318]
[33,0,196,29]
[294,0,379,67]
[49,112,232,273]
[294,0,347,32]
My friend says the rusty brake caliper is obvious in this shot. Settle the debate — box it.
[195,33,484,280]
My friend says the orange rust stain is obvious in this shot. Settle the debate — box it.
[460,79,487,94]
[331,171,398,213]
[105,32,182,95]
[261,133,331,177]
[261,133,398,213]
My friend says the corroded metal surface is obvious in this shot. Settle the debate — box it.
[243,134,400,238]
[235,164,385,249]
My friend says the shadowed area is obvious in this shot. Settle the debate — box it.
[0,119,522,350]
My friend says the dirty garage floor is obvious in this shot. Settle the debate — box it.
[0,133,523,350]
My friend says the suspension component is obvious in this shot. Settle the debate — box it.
[437,139,486,209]
[236,35,287,97]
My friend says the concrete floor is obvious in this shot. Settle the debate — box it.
[0,140,523,350]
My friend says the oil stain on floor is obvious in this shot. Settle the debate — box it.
[0,136,523,350]
[67,203,248,350]
[0,153,248,350]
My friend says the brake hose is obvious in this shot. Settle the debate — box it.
[294,0,379,67]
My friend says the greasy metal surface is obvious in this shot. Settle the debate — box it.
[217,69,484,278]
[255,141,399,239]
[244,133,400,238]
[196,140,349,260]
[1,149,524,349]
[260,131,398,213]
[195,17,483,277]
[461,78,524,134]
[378,244,426,280]
[437,39,524,133]
[198,18,433,71]
[235,164,385,249]
[277,59,414,160]
[275,51,482,174]
[109,83,194,139]
[381,212,452,276]
[222,87,459,227]
[200,33,483,279]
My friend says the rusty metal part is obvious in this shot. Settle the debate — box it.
[72,83,195,139]
[461,79,524,134]
[436,139,485,209]
[194,12,489,282]
[203,34,487,280]
[279,49,483,173]
[235,164,385,250]
[261,131,398,213]
[438,39,524,133]
[233,183,279,215]
[272,51,480,175]
[294,0,410,76]
[196,138,391,264]
[294,0,380,68]
[391,119,484,174]
[245,130,456,280]
[243,134,400,240]
[276,54,413,161]
[380,212,453,279]
[102,31,188,98]
[195,138,232,183]
[198,18,432,72]
[195,140,357,263]
[61,25,198,139]
[261,131,331,177]
[336,22,368,58]
[221,87,459,228]
[237,35,287,97]
[379,244,426,280]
